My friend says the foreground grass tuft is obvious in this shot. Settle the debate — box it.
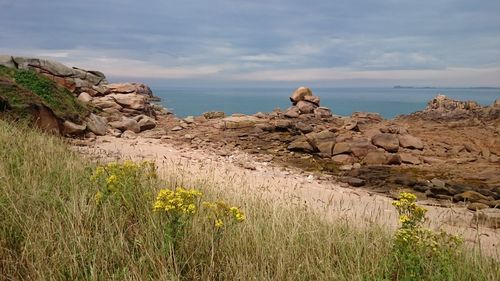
[0,120,499,280]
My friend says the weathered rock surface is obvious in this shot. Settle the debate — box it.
[372,133,399,152]
[398,134,424,150]
[290,87,313,104]
[85,113,107,136]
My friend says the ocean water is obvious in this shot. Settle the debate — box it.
[153,87,500,119]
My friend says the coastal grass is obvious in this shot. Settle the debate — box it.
[1,120,499,280]
[0,65,89,122]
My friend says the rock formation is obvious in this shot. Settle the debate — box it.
[0,54,168,137]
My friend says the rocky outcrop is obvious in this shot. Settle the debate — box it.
[402,94,500,121]
[286,87,332,118]
[1,54,168,138]
[0,55,108,95]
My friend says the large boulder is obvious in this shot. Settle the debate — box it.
[109,117,141,133]
[350,141,377,158]
[371,133,399,152]
[288,137,315,153]
[284,106,300,118]
[135,115,156,131]
[296,100,316,114]
[363,151,388,165]
[290,87,313,104]
[332,142,351,155]
[110,94,146,111]
[85,113,107,136]
[398,134,424,150]
[77,92,93,103]
[62,121,86,136]
[303,95,320,106]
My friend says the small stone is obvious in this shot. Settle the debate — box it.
[340,177,366,187]
[295,122,313,133]
[284,106,300,118]
[468,202,489,211]
[121,130,137,139]
[184,116,195,124]
[171,126,183,131]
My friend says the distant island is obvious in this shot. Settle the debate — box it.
[394,85,500,89]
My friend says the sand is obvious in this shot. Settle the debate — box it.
[75,135,500,258]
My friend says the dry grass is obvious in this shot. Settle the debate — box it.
[1,120,499,280]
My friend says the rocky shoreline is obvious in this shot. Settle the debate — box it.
[1,55,499,229]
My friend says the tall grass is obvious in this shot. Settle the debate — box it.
[1,120,499,280]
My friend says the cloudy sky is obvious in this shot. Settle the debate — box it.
[1,0,499,87]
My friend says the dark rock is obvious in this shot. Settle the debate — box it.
[288,137,315,153]
[394,176,417,187]
[340,177,366,187]
[386,153,402,165]
[295,122,313,133]
[363,151,388,165]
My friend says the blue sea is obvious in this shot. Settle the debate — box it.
[153,87,500,119]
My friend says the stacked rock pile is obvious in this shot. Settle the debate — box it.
[285,87,332,118]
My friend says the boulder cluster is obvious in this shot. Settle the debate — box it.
[285,87,332,118]
[0,55,168,138]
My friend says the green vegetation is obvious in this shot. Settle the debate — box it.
[1,120,499,280]
[0,65,89,122]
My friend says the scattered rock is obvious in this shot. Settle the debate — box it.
[284,106,300,118]
[314,107,332,118]
[371,133,399,152]
[295,122,313,133]
[85,113,107,136]
[203,111,225,119]
[77,92,93,103]
[109,117,140,133]
[171,126,183,131]
[398,134,424,150]
[454,191,493,203]
[363,151,388,165]
[121,130,137,139]
[288,137,315,153]
[340,177,366,187]
[400,153,421,165]
[296,100,316,114]
[332,154,355,164]
[332,142,351,155]
[468,202,489,211]
[62,121,86,136]
[303,95,320,106]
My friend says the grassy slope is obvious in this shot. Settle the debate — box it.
[0,65,89,122]
[0,120,499,280]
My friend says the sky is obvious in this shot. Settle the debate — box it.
[1,0,499,87]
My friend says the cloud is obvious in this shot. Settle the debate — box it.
[0,0,499,86]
